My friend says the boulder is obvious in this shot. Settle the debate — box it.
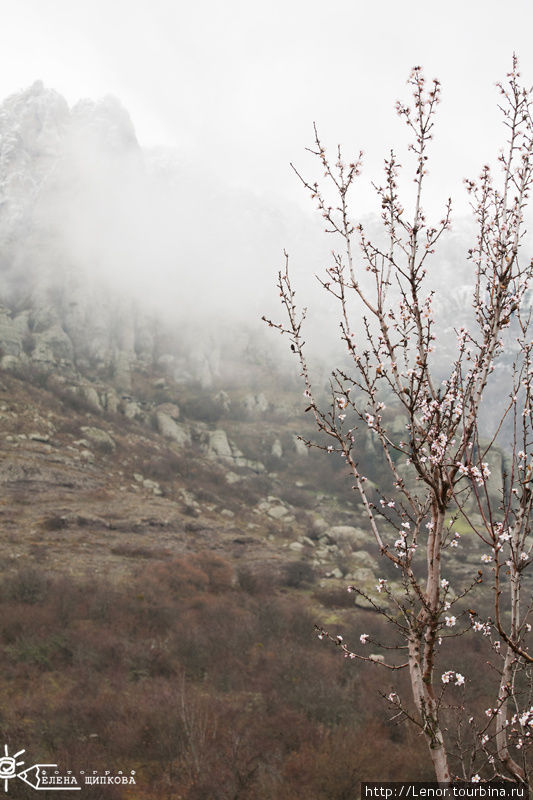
[103,389,119,413]
[29,432,50,443]
[80,426,115,453]
[327,526,368,549]
[348,567,376,584]
[289,541,304,552]
[214,390,231,413]
[207,429,233,460]
[155,402,180,420]
[1,355,24,371]
[310,516,328,537]
[155,412,191,446]
[268,505,288,520]
[271,438,283,459]
[80,384,102,411]
[325,567,344,579]
[122,399,143,420]
[292,435,308,457]
[205,429,264,472]
[142,478,162,496]
[351,550,377,570]
[243,392,268,415]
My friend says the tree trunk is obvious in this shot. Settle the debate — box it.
[408,636,451,782]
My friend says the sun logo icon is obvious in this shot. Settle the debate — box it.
[0,745,25,792]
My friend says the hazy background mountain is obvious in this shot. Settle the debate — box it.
[1,80,524,393]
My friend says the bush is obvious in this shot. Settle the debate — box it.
[2,567,47,604]
[281,560,316,588]
[41,514,68,531]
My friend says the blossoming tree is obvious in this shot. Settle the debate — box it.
[265,59,533,783]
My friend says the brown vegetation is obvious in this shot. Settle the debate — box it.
[0,558,440,799]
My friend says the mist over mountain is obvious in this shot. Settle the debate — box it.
[0,79,528,416]
[0,81,305,385]
[0,80,335,313]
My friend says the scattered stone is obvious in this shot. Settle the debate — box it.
[81,427,116,453]
[289,541,304,552]
[325,567,344,579]
[29,432,50,443]
[142,479,162,496]
[267,505,288,520]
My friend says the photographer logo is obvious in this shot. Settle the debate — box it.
[0,744,135,792]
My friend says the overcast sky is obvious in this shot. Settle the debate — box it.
[2,0,533,219]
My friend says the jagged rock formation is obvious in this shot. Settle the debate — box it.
[0,82,280,393]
